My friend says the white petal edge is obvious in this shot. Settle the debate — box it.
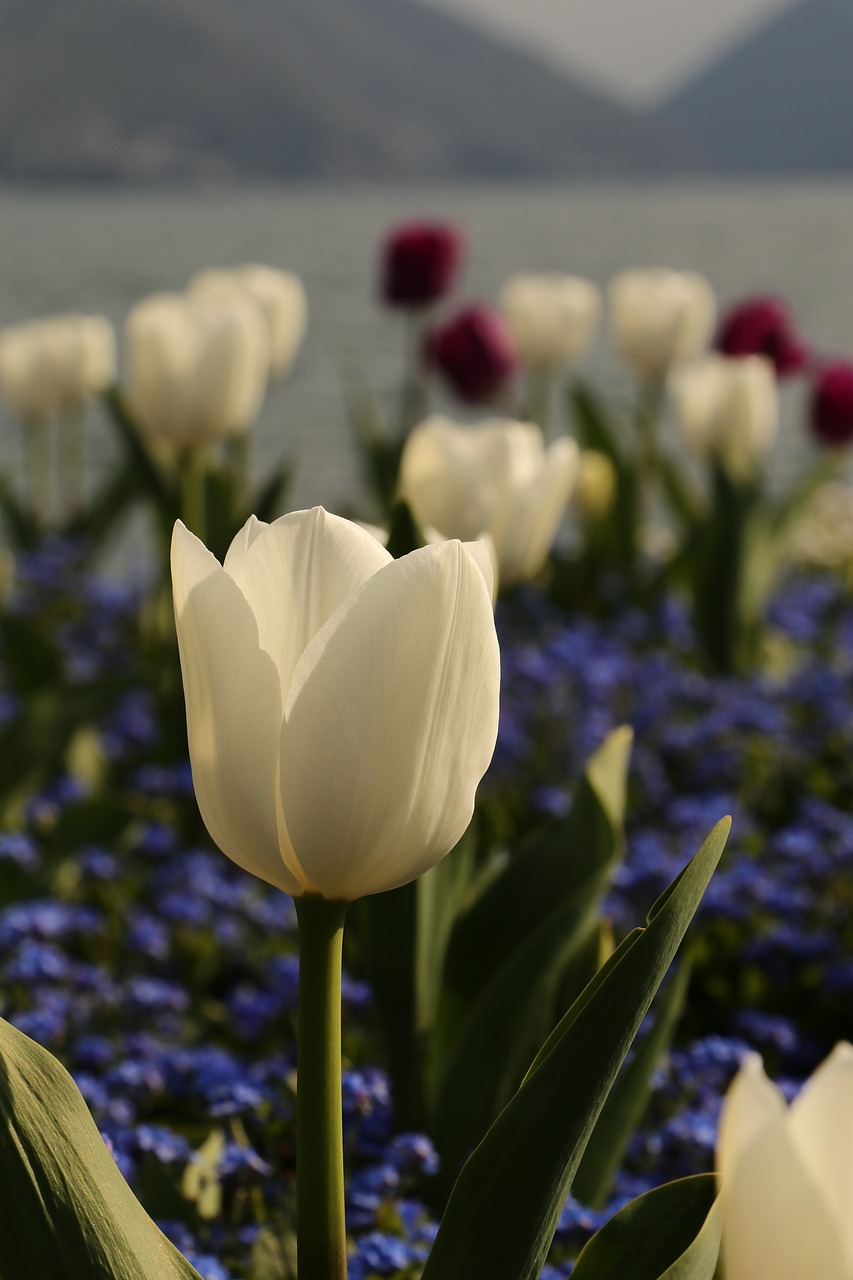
[171,521,301,895]
[279,540,500,900]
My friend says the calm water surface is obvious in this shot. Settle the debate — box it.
[0,181,850,569]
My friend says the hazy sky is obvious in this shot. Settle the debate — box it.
[422,0,799,102]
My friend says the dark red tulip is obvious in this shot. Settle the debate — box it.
[424,304,518,404]
[811,361,853,447]
[380,221,464,309]
[717,296,809,377]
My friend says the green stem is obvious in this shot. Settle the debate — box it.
[226,433,252,516]
[24,414,53,525]
[179,447,207,542]
[525,369,554,437]
[398,312,428,440]
[295,894,349,1280]
[59,405,86,522]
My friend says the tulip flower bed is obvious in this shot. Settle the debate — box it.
[0,534,849,1280]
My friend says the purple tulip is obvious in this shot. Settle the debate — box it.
[380,221,463,310]
[717,296,809,378]
[424,304,518,404]
[810,361,853,446]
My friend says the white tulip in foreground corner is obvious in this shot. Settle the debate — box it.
[672,354,777,482]
[190,265,307,380]
[399,416,578,587]
[124,291,270,448]
[171,508,500,902]
[609,268,716,380]
[500,274,601,372]
[717,1044,853,1280]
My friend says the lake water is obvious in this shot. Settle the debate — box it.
[0,180,850,567]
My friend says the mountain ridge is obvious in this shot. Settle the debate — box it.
[0,0,691,182]
[664,0,853,172]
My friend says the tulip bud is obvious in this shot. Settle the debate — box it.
[672,354,777,481]
[380,220,464,310]
[810,361,853,447]
[424,305,518,405]
[399,415,577,585]
[124,292,269,448]
[717,295,809,377]
[575,449,617,521]
[717,1045,853,1280]
[500,274,601,372]
[171,508,500,902]
[0,313,116,418]
[609,268,716,380]
[190,265,307,380]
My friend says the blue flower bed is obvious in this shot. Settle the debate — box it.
[1,542,851,1278]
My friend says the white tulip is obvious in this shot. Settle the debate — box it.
[718,1045,853,1280]
[399,416,578,587]
[190,265,307,379]
[500,274,601,371]
[359,520,500,600]
[609,268,716,380]
[672,354,777,481]
[171,508,500,902]
[124,292,269,448]
[0,313,116,418]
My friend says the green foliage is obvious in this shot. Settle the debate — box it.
[418,818,730,1280]
[0,1018,203,1280]
[571,1175,721,1280]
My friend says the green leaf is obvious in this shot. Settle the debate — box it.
[428,730,632,1194]
[0,474,41,548]
[443,727,632,1007]
[572,959,691,1208]
[415,824,477,1036]
[0,1017,203,1280]
[571,1175,721,1280]
[419,817,730,1280]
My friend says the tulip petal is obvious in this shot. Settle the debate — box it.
[280,541,500,900]
[400,417,495,543]
[718,1055,846,1280]
[171,521,301,895]
[788,1042,853,1271]
[493,437,578,584]
[222,509,392,708]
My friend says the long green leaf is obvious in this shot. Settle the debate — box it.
[570,1175,721,1280]
[0,1018,202,1280]
[419,817,730,1280]
[443,727,631,1007]
[572,959,692,1208]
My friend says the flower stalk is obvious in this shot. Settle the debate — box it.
[295,894,349,1280]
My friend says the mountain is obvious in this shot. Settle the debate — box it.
[0,0,690,182]
[664,0,853,172]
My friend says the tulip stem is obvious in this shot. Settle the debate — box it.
[59,406,86,523]
[226,433,252,515]
[295,894,349,1280]
[399,313,427,439]
[25,415,53,525]
[179,447,207,543]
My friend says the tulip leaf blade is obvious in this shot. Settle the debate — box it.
[572,959,692,1209]
[570,1174,721,1280]
[443,726,631,1007]
[419,816,730,1280]
[0,1017,203,1280]
[428,730,632,1195]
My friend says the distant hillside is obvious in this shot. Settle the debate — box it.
[664,0,853,173]
[0,0,691,182]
